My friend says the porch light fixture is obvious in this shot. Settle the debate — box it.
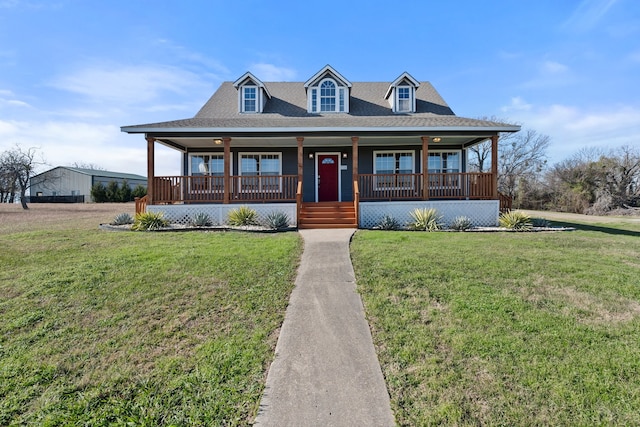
[342,152,348,159]
[432,137,442,143]
[308,152,314,159]
[214,139,223,145]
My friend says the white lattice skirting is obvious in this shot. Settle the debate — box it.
[148,203,297,226]
[359,200,499,228]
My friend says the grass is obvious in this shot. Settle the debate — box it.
[0,205,302,425]
[351,220,640,426]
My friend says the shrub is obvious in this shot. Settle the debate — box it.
[118,179,132,202]
[112,212,134,225]
[264,211,291,230]
[132,184,147,199]
[105,180,121,202]
[90,182,107,203]
[375,214,401,230]
[132,211,169,231]
[499,210,532,231]
[227,206,258,226]
[450,216,473,231]
[407,208,443,231]
[190,212,213,227]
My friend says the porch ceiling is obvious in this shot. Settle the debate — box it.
[155,134,493,152]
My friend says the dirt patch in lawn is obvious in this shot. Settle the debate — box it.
[0,203,133,234]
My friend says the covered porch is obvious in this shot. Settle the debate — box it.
[140,133,503,198]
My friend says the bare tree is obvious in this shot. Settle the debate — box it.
[468,117,550,205]
[0,145,44,209]
[498,129,550,200]
[70,162,105,170]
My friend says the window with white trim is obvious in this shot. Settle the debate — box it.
[189,154,225,192]
[427,151,461,188]
[309,78,347,113]
[397,86,411,112]
[374,150,415,189]
[241,86,257,113]
[239,153,282,192]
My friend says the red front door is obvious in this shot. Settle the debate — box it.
[318,154,339,202]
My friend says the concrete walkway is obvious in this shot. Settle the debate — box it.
[254,229,395,426]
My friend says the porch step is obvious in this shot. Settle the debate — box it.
[298,202,358,229]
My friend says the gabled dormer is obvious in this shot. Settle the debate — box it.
[385,72,420,113]
[233,72,271,113]
[304,65,352,113]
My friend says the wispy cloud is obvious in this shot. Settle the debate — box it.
[520,60,572,89]
[562,0,619,32]
[50,62,213,106]
[501,100,640,162]
[0,118,179,176]
[248,63,297,81]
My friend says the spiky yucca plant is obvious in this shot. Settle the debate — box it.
[131,211,169,231]
[499,210,532,231]
[227,206,258,226]
[407,208,443,231]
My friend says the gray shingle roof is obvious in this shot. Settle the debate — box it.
[122,81,518,132]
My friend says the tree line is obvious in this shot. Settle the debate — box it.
[90,180,147,203]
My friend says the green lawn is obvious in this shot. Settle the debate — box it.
[351,221,640,426]
[0,227,302,425]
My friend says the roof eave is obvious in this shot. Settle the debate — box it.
[121,125,521,134]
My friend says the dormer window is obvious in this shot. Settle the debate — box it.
[386,72,420,114]
[242,86,257,113]
[305,65,352,114]
[320,80,336,112]
[233,72,271,114]
[397,86,411,112]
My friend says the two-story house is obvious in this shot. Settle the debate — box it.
[121,65,519,228]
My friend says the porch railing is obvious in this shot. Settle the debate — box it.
[148,173,495,204]
[152,175,299,204]
[358,172,495,201]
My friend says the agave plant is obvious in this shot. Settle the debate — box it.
[190,212,213,227]
[112,212,134,225]
[450,215,473,231]
[264,211,290,230]
[407,208,443,231]
[375,214,401,230]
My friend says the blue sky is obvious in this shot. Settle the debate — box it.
[1,0,638,176]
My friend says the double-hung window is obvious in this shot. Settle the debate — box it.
[242,86,257,113]
[190,154,225,191]
[374,151,414,189]
[397,86,411,112]
[239,153,282,192]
